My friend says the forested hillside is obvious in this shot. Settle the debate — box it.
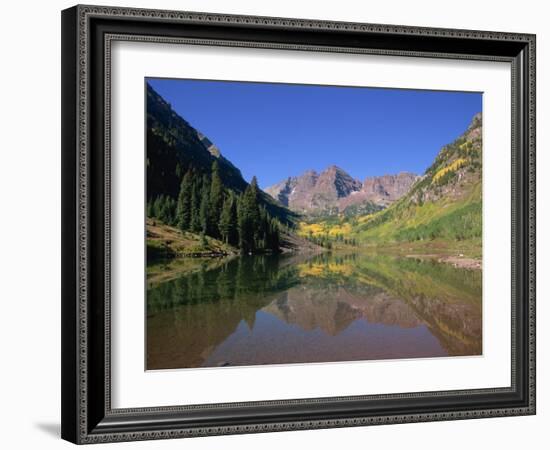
[296,113,483,254]
[146,83,296,224]
[146,80,482,260]
[354,113,482,244]
[146,83,297,256]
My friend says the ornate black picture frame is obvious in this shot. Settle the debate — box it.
[61,4,536,444]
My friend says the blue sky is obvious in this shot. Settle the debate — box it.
[147,78,482,189]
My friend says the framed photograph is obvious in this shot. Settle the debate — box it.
[61,4,536,444]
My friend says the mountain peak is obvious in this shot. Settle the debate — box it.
[265,166,416,216]
[302,169,319,177]
[468,112,482,129]
[316,165,361,198]
[465,112,482,141]
[359,172,419,207]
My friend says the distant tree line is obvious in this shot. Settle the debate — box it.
[305,232,358,249]
[147,161,281,254]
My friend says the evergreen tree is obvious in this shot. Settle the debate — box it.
[248,176,261,228]
[268,218,280,253]
[190,179,201,233]
[152,195,163,219]
[157,195,167,222]
[158,195,176,225]
[209,161,224,237]
[176,169,192,231]
[199,175,211,235]
[258,207,269,250]
[219,193,237,245]
[237,194,251,253]
[169,197,176,224]
[238,176,261,254]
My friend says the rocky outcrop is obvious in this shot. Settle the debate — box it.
[265,166,417,216]
[270,170,319,210]
[360,172,419,206]
[265,166,362,215]
[337,172,419,210]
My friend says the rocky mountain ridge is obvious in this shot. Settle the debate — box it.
[265,167,418,216]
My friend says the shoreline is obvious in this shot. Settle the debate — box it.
[404,254,481,270]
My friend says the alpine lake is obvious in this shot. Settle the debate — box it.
[146,251,482,370]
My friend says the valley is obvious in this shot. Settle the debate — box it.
[144,78,484,370]
[146,81,482,267]
[280,113,482,262]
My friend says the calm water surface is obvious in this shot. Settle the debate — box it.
[146,252,481,370]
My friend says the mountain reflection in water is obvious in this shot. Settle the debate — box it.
[146,253,482,370]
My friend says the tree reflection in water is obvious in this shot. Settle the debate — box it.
[146,253,481,369]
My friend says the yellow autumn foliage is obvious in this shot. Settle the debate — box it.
[298,262,354,278]
[432,158,467,184]
[298,221,352,237]
[298,264,325,277]
[328,223,352,236]
[327,263,353,276]
[298,222,326,237]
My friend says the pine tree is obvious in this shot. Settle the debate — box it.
[152,195,163,219]
[176,169,192,231]
[219,193,237,245]
[168,197,176,225]
[199,175,211,235]
[249,177,262,248]
[158,195,176,225]
[269,218,280,252]
[238,176,261,254]
[237,194,251,253]
[190,179,201,233]
[248,176,261,223]
[229,196,238,246]
[258,207,269,250]
[157,195,167,223]
[209,161,224,237]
